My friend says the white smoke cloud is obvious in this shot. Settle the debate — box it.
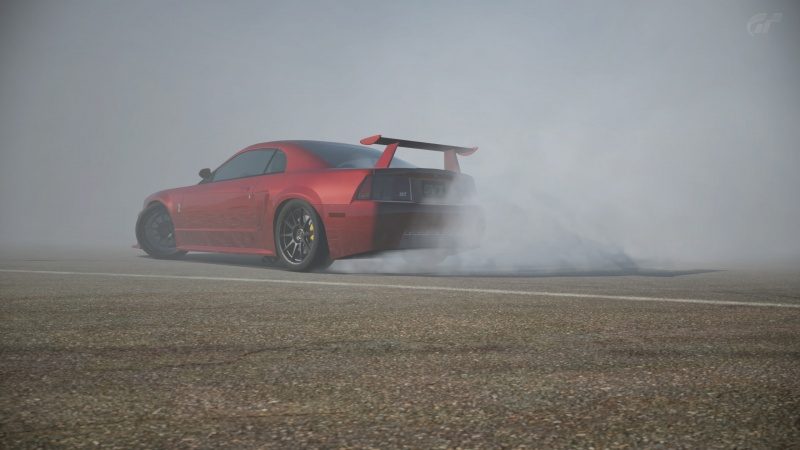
[1,0,798,271]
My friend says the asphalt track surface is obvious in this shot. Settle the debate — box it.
[1,248,799,449]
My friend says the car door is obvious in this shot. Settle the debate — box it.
[175,149,276,249]
[254,149,287,250]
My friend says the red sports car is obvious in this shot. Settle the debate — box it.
[135,135,484,271]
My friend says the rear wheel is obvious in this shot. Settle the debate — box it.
[136,204,187,259]
[274,200,330,271]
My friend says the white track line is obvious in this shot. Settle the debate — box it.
[0,268,798,309]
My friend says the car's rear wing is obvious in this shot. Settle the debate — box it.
[360,134,478,173]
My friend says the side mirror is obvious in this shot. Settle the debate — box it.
[199,168,212,181]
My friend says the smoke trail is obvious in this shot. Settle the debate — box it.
[330,149,642,275]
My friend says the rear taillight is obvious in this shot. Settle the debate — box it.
[355,175,373,200]
[354,174,413,202]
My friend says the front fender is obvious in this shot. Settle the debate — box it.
[141,190,179,213]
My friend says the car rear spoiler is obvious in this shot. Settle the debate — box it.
[360,134,478,173]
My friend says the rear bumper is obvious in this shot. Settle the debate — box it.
[373,203,484,250]
[326,202,484,260]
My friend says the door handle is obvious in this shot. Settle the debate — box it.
[243,186,253,199]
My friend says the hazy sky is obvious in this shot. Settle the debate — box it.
[1,0,798,267]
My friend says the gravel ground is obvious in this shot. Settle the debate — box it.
[1,248,799,448]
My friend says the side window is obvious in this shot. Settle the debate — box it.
[212,150,275,182]
[265,150,286,174]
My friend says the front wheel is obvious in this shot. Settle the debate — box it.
[274,200,330,271]
[135,204,187,259]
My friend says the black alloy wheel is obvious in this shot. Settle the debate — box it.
[136,204,187,259]
[274,200,329,271]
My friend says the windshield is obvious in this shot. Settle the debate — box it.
[294,141,415,169]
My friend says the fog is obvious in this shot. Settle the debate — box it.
[1,0,798,270]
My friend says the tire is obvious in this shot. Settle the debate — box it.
[274,200,330,271]
[135,204,188,259]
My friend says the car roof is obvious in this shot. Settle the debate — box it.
[241,139,371,150]
[235,140,382,171]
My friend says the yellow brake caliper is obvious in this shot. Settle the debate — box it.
[308,223,315,241]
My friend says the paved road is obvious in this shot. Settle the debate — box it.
[1,247,799,448]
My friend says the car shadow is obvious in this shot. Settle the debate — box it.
[141,253,720,278]
[141,252,277,269]
[329,267,721,278]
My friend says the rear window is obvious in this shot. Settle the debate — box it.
[295,141,415,169]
